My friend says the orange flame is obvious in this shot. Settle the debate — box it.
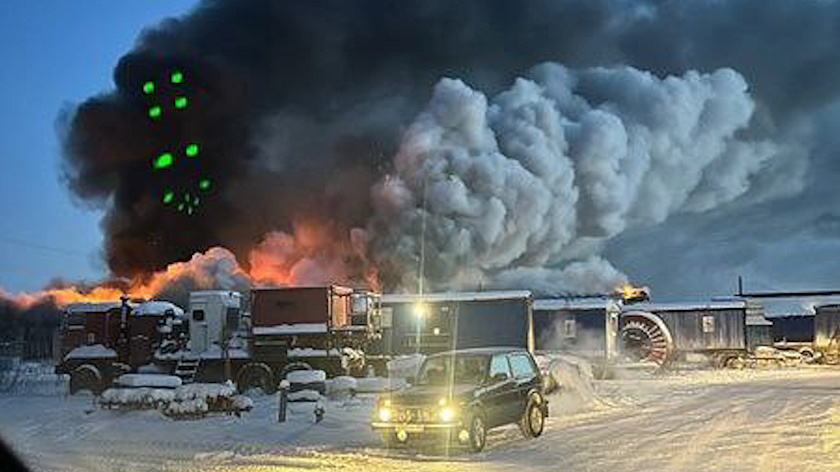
[2,224,381,309]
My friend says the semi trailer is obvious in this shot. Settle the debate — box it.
[56,285,381,394]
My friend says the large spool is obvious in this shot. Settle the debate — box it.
[620,311,674,365]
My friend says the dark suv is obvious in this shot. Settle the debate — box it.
[370,347,548,452]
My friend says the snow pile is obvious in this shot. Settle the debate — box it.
[116,374,182,388]
[287,370,326,398]
[100,387,176,410]
[100,381,253,419]
[325,376,357,399]
[355,377,407,393]
[175,382,237,402]
[286,370,326,383]
[543,354,605,414]
[287,389,323,402]
[386,354,425,379]
[0,362,67,396]
[163,398,209,419]
[64,344,116,360]
[287,348,341,358]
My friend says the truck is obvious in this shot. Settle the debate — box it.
[56,285,381,394]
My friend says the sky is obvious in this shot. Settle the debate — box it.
[0,1,197,292]
[4,0,840,314]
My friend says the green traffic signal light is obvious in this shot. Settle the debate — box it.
[143,81,155,94]
[185,144,199,157]
[199,179,211,190]
[171,71,183,84]
[174,97,188,109]
[162,191,174,204]
[148,106,162,119]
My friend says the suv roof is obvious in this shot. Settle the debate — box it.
[426,347,528,358]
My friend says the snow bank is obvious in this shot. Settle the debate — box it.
[288,348,341,357]
[116,374,182,388]
[543,354,604,414]
[64,344,117,360]
[175,382,237,401]
[286,370,326,383]
[355,377,406,393]
[324,376,357,399]
[100,387,176,409]
[288,389,323,402]
[386,354,425,379]
[252,323,327,335]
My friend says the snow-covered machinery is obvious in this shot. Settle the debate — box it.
[56,299,186,394]
[619,301,750,367]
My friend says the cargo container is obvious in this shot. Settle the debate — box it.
[814,304,840,363]
[532,298,621,360]
[379,291,533,356]
[768,313,815,344]
[620,301,748,366]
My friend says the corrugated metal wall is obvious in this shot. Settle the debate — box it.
[533,308,606,355]
[814,305,840,352]
[653,308,746,351]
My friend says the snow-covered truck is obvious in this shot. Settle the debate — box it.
[58,286,381,394]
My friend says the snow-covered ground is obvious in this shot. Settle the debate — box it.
[1,361,839,471]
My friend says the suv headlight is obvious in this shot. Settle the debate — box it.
[378,408,392,422]
[439,407,456,422]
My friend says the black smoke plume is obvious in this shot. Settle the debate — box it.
[59,0,840,294]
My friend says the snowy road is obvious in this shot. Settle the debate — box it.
[2,369,839,472]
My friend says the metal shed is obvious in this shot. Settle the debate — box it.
[768,314,815,344]
[620,301,748,364]
[745,314,773,351]
[532,298,621,360]
[814,304,840,363]
[379,291,533,356]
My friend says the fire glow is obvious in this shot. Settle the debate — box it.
[3,221,378,308]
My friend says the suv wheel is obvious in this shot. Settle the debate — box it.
[519,393,545,438]
[469,413,487,452]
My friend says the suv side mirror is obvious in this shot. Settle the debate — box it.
[490,372,509,383]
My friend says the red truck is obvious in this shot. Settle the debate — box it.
[56,286,381,394]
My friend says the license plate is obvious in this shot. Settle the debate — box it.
[400,425,424,433]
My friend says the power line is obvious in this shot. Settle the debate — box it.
[0,236,89,259]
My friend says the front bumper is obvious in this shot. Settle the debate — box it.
[370,421,463,432]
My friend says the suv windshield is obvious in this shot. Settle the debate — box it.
[416,354,489,386]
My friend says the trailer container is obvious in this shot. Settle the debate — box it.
[620,301,748,365]
[814,304,840,363]
[532,298,621,360]
[379,291,533,356]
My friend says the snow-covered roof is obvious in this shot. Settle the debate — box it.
[533,298,619,311]
[252,323,328,335]
[134,301,185,317]
[65,302,123,313]
[625,301,747,312]
[382,290,532,304]
[746,315,772,326]
[64,344,117,360]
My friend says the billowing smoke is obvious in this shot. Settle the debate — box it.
[362,65,795,292]
[56,0,838,296]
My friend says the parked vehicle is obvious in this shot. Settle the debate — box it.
[56,286,382,394]
[370,347,548,452]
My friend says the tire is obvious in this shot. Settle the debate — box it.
[519,393,546,439]
[70,364,104,395]
[236,363,276,394]
[468,411,487,452]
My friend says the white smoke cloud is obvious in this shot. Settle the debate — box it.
[364,63,795,294]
